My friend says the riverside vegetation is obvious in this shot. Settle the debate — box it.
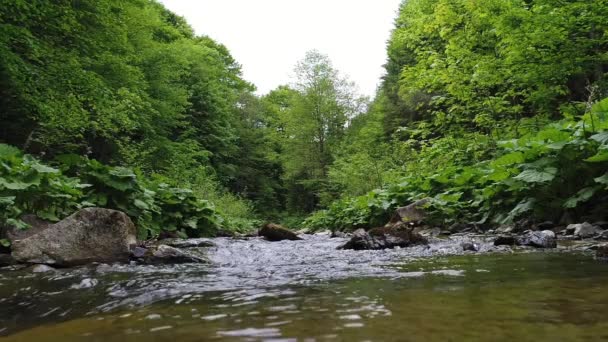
[2,0,608,340]
[1,1,608,241]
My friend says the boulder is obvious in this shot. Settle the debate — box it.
[4,214,53,242]
[338,224,428,251]
[517,230,556,248]
[11,208,137,266]
[494,235,517,246]
[259,223,302,242]
[158,238,216,249]
[142,245,208,264]
[461,242,479,252]
[568,222,600,239]
[388,199,429,225]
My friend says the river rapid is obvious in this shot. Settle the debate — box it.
[1,234,608,341]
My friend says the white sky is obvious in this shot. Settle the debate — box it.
[158,0,402,97]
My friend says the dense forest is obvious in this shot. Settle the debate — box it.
[1,0,608,241]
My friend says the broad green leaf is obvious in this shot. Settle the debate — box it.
[563,187,599,208]
[595,173,608,185]
[0,196,15,205]
[30,162,59,174]
[0,177,36,190]
[586,150,608,163]
[109,167,136,179]
[0,239,10,248]
[0,144,21,158]
[590,132,608,145]
[133,199,150,210]
[514,167,557,183]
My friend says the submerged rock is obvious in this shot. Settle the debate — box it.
[158,238,216,249]
[517,230,556,248]
[338,224,428,251]
[143,245,208,264]
[259,223,302,242]
[461,242,480,252]
[11,208,137,266]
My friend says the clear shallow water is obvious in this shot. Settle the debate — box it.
[1,235,608,341]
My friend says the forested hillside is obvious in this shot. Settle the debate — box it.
[306,0,608,231]
[1,0,608,239]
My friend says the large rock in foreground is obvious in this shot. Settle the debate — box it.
[11,208,137,266]
[339,224,428,251]
[259,223,302,242]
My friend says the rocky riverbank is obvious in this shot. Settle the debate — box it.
[2,205,608,273]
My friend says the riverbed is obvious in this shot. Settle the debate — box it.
[1,234,608,341]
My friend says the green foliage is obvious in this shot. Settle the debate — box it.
[381,0,608,136]
[0,145,232,239]
[0,0,279,222]
[305,101,608,231]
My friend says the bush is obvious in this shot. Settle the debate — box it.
[0,146,235,239]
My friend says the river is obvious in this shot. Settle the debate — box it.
[1,234,608,341]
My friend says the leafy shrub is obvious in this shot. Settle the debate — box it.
[305,98,608,231]
[0,147,232,239]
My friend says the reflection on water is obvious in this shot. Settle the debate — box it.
[1,235,608,341]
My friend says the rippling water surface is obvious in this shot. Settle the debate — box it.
[1,234,608,341]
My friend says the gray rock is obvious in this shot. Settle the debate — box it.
[158,238,216,249]
[71,278,98,289]
[569,222,599,239]
[461,242,480,252]
[143,245,207,264]
[12,208,137,266]
[388,199,429,225]
[131,246,147,258]
[32,264,55,273]
[338,225,428,251]
[418,227,441,237]
[259,223,302,242]
[517,230,557,248]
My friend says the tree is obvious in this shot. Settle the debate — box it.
[273,51,365,212]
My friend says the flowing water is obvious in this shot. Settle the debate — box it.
[1,234,608,341]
